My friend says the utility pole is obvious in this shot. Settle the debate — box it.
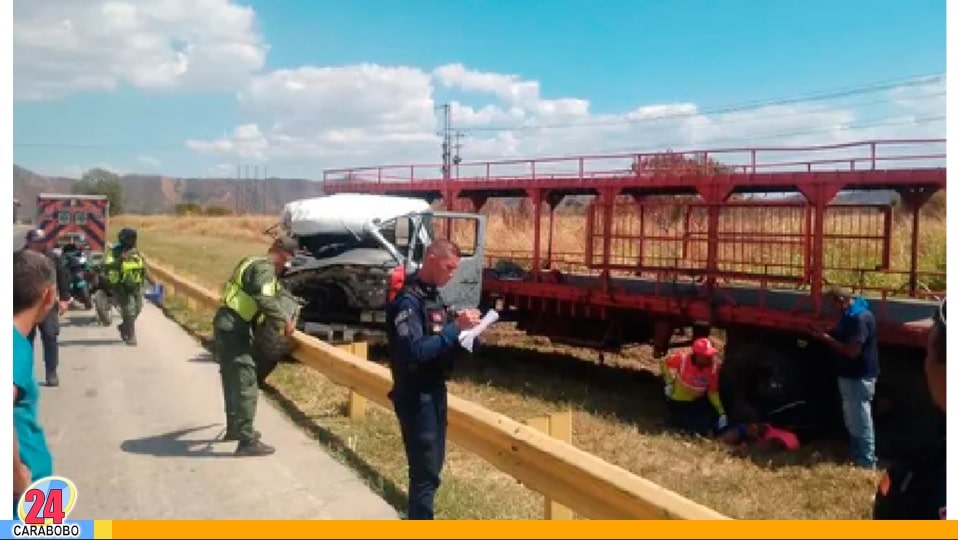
[453,130,464,177]
[436,103,452,180]
[262,164,268,214]
[253,164,260,213]
[235,164,243,212]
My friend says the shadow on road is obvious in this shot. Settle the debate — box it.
[59,338,120,348]
[153,306,409,512]
[120,424,236,458]
[188,352,216,363]
[261,383,409,513]
[62,315,106,328]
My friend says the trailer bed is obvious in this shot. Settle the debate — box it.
[486,269,937,328]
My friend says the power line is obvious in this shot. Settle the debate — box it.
[477,115,946,161]
[458,72,945,132]
[451,91,946,151]
[11,72,944,151]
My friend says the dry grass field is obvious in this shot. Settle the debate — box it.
[113,199,945,520]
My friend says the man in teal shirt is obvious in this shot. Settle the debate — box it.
[13,250,56,518]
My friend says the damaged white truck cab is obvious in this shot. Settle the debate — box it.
[276,193,487,341]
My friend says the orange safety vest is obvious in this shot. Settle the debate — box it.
[662,352,724,414]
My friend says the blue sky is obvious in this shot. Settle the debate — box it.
[12,0,946,179]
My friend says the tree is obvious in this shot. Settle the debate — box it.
[74,168,124,215]
[203,204,233,216]
[173,202,202,216]
[632,150,735,176]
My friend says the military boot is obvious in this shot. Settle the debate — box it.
[223,429,261,442]
[125,322,137,346]
[117,323,129,342]
[235,438,275,457]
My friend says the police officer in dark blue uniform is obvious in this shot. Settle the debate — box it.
[385,239,481,520]
[872,298,946,520]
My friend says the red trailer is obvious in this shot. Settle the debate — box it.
[323,138,946,458]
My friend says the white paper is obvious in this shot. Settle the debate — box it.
[458,309,500,353]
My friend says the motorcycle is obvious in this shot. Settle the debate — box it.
[85,257,117,326]
[64,251,94,310]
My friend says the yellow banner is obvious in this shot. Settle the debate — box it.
[98,519,957,539]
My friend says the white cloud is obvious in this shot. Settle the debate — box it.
[13,2,944,178]
[13,0,267,100]
[137,154,160,167]
[186,63,946,178]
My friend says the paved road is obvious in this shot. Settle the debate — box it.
[14,224,31,250]
[33,304,399,520]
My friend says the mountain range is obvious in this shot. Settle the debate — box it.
[13,164,324,215]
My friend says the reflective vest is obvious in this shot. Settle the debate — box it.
[105,247,145,286]
[221,256,277,324]
[662,352,725,414]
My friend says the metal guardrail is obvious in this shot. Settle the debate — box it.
[144,257,729,521]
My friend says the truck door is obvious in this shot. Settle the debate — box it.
[421,211,487,311]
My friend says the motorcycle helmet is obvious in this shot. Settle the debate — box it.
[118,227,138,249]
[24,229,46,245]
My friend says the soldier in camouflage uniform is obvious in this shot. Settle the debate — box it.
[103,228,153,346]
[214,236,297,457]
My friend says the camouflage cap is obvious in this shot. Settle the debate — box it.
[270,235,299,254]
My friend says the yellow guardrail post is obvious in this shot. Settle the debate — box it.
[337,341,369,421]
[525,410,574,520]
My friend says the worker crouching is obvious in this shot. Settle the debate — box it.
[661,337,727,437]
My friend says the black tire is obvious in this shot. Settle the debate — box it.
[252,322,297,387]
[78,288,93,310]
[719,342,816,433]
[93,290,113,326]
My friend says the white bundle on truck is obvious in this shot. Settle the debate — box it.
[280,193,432,237]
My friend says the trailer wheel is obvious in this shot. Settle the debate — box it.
[719,341,819,434]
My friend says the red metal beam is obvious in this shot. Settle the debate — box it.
[482,278,931,349]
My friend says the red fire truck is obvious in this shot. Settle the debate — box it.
[35,193,111,254]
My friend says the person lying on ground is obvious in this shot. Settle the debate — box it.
[720,421,801,457]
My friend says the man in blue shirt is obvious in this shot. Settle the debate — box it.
[811,286,880,469]
[13,250,57,518]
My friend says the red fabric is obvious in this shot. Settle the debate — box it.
[761,425,800,451]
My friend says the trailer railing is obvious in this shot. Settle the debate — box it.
[323,139,946,184]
